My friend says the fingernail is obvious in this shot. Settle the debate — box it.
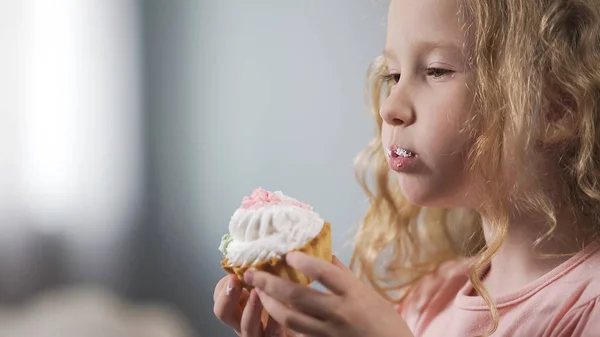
[244,269,254,285]
[286,252,298,264]
[225,279,233,296]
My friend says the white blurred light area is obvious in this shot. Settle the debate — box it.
[20,0,142,232]
[2,0,143,287]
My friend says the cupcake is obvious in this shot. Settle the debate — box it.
[219,188,332,286]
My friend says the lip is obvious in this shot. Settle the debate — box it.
[387,145,417,172]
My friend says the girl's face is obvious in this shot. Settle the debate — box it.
[381,0,475,207]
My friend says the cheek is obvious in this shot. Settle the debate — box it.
[417,93,473,166]
[401,100,473,206]
[422,128,469,160]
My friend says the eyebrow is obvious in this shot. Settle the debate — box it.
[383,40,463,59]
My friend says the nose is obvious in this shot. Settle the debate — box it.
[379,82,415,126]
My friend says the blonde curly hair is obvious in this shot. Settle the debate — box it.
[350,0,600,334]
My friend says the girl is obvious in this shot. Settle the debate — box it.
[213,0,600,335]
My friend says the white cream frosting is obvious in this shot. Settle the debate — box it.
[222,190,324,267]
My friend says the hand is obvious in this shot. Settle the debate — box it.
[213,274,300,336]
[243,253,414,337]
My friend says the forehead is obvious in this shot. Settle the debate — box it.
[386,0,465,52]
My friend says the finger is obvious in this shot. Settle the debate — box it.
[240,290,264,337]
[317,256,350,296]
[256,289,329,337]
[215,275,250,308]
[245,270,335,319]
[214,275,230,302]
[332,255,352,275]
[286,252,351,295]
[264,315,285,337]
[214,275,243,332]
[239,288,251,308]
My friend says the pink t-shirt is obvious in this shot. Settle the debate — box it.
[398,240,600,336]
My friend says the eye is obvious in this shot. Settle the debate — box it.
[382,73,400,84]
[426,68,454,79]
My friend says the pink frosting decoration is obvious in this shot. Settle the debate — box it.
[240,188,313,210]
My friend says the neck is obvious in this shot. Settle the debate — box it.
[478,207,595,296]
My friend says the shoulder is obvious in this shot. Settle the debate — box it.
[397,258,470,328]
[551,245,600,336]
[548,242,600,308]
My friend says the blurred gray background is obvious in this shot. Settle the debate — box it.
[1,1,387,336]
